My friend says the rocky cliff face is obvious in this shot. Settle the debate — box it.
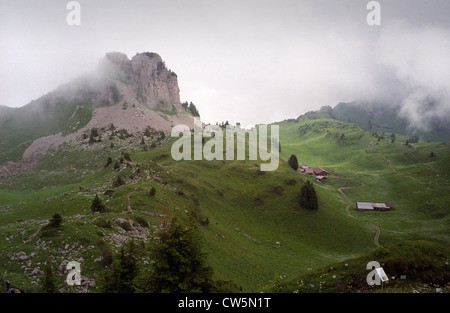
[101,52,181,111]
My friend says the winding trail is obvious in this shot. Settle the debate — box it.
[125,185,165,218]
[338,182,381,247]
[126,186,138,213]
[383,155,396,172]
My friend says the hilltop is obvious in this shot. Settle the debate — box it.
[293,101,450,144]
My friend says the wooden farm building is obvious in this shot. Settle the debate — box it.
[356,202,393,211]
[316,175,327,183]
[313,167,330,176]
[299,164,311,173]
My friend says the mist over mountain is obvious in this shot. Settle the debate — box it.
[295,101,450,143]
[0,52,196,164]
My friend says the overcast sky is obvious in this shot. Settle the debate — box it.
[1,0,450,128]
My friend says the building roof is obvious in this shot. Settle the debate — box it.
[305,168,314,174]
[356,202,374,210]
[313,167,330,175]
[373,203,389,209]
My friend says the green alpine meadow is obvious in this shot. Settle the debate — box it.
[1,2,450,297]
[0,51,448,293]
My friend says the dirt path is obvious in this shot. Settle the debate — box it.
[126,186,139,213]
[383,156,396,172]
[126,187,165,218]
[23,227,43,244]
[338,182,381,247]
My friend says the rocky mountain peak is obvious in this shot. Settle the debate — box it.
[99,52,180,111]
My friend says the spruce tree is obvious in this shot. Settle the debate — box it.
[46,212,63,229]
[91,195,106,213]
[136,216,215,293]
[42,258,58,293]
[288,154,299,171]
[102,240,140,293]
[299,181,318,210]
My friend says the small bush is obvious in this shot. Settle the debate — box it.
[149,187,156,196]
[272,185,284,195]
[94,218,112,229]
[101,246,114,267]
[375,246,391,258]
[123,152,132,162]
[91,195,107,213]
[134,216,149,228]
[104,157,113,168]
[112,175,125,188]
[118,220,132,232]
[285,179,297,186]
[198,216,209,226]
[44,212,63,229]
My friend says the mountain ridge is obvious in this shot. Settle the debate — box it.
[293,101,450,144]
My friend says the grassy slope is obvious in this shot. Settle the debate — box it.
[269,240,449,293]
[276,119,449,246]
[0,118,448,292]
[0,96,94,164]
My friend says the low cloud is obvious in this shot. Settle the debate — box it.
[375,21,450,131]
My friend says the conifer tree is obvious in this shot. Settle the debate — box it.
[42,258,58,293]
[102,240,140,293]
[136,216,215,293]
[288,154,299,171]
[91,194,106,213]
[299,181,318,210]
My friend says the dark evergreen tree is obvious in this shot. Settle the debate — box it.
[42,258,58,293]
[101,240,140,293]
[136,216,216,293]
[112,175,124,188]
[288,154,299,171]
[188,102,200,117]
[89,133,96,144]
[91,194,106,213]
[390,133,396,143]
[123,152,132,162]
[299,181,318,210]
[105,157,113,168]
[46,212,63,229]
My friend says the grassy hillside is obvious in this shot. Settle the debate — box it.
[276,118,450,248]
[0,118,448,292]
[268,240,449,293]
[296,102,450,143]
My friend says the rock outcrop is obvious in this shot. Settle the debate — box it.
[101,52,181,110]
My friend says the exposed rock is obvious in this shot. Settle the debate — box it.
[10,251,29,261]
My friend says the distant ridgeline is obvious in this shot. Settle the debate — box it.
[291,102,450,144]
